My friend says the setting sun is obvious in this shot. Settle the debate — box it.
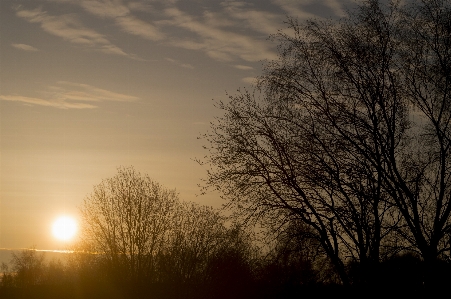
[52,216,77,241]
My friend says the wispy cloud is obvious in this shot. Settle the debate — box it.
[80,0,163,41]
[221,2,284,36]
[11,43,39,51]
[0,95,96,109]
[242,77,258,85]
[116,15,163,40]
[163,7,277,62]
[79,0,130,18]
[128,2,155,13]
[272,0,318,20]
[0,81,139,109]
[323,0,347,17]
[272,0,347,19]
[16,8,129,56]
[234,65,254,70]
[166,58,194,69]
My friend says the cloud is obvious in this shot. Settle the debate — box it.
[272,0,346,19]
[80,0,163,41]
[116,15,163,40]
[271,0,319,20]
[48,81,139,102]
[242,77,258,85]
[234,64,254,70]
[79,0,130,18]
[221,2,283,36]
[11,43,39,51]
[323,0,347,17]
[0,95,96,109]
[16,8,129,57]
[0,82,139,109]
[163,7,277,62]
[128,2,155,13]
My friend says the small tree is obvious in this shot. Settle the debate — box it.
[80,166,179,285]
[160,202,226,284]
[9,248,46,288]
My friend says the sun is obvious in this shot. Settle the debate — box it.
[52,216,78,241]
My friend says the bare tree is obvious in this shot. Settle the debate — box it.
[201,0,451,286]
[386,0,451,285]
[262,219,337,285]
[80,166,179,284]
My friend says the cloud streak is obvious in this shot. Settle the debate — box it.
[163,7,277,62]
[165,58,194,69]
[242,77,258,85]
[79,0,163,40]
[16,8,129,56]
[234,65,254,71]
[0,82,139,109]
[12,43,39,51]
[221,2,284,36]
[0,95,96,109]
[273,0,347,19]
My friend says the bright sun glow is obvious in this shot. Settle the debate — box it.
[52,216,77,241]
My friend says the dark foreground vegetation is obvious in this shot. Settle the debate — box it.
[3,0,451,297]
[2,242,449,298]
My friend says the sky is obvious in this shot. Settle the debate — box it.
[0,0,353,251]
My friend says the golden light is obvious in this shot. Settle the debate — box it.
[52,216,77,241]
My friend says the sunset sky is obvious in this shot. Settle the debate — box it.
[0,0,351,251]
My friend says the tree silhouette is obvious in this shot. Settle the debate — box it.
[80,166,179,286]
[0,248,47,289]
[201,0,451,286]
[157,202,226,284]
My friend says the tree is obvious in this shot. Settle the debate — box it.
[158,202,226,284]
[260,219,336,286]
[3,248,46,288]
[79,166,179,285]
[201,0,451,286]
[387,0,451,284]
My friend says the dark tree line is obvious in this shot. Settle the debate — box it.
[201,0,451,288]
